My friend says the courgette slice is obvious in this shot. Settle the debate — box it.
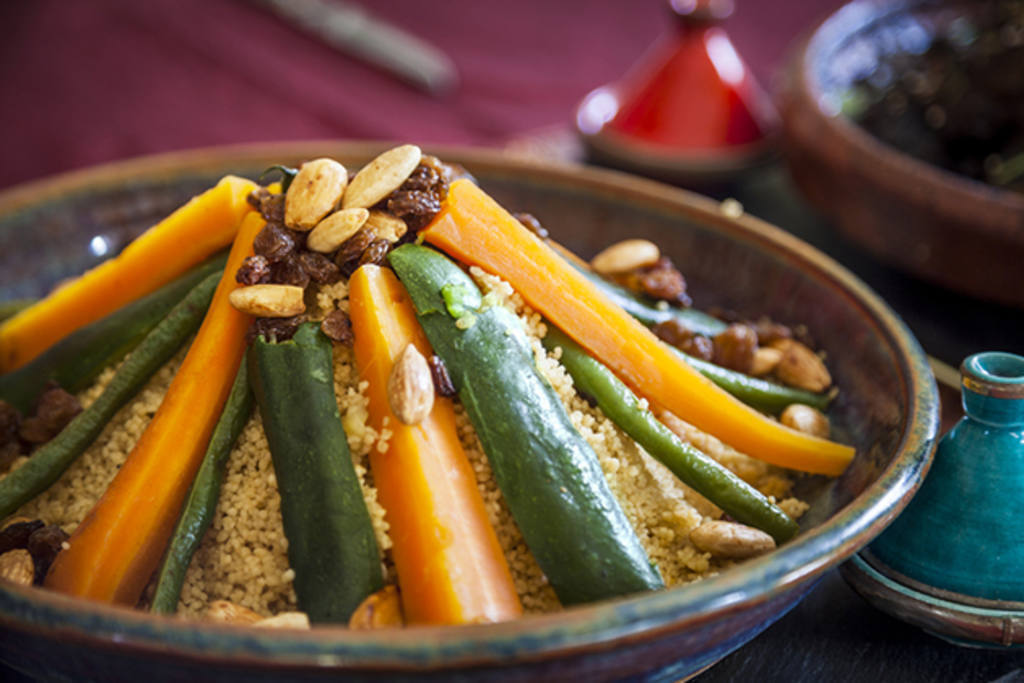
[0,253,227,413]
[249,322,383,623]
[388,245,664,606]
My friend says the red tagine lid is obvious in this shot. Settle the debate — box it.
[576,0,778,184]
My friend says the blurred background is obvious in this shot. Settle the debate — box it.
[0,0,841,189]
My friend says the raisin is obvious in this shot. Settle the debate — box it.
[19,386,81,445]
[712,324,758,373]
[335,227,377,274]
[387,190,441,230]
[428,355,457,397]
[320,310,354,345]
[26,524,68,584]
[253,223,295,263]
[235,255,272,285]
[681,334,714,361]
[639,258,691,306]
[402,162,442,192]
[357,239,392,268]
[270,253,311,288]
[299,251,341,284]
[652,319,694,348]
[0,399,22,455]
[750,317,793,346]
[652,320,713,360]
[258,192,286,225]
[0,520,44,555]
[248,316,305,344]
[513,212,549,239]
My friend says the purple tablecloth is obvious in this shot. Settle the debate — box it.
[0,0,842,190]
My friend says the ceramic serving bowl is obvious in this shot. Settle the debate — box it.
[0,142,938,681]
[778,0,1024,308]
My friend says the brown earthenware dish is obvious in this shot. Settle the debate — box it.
[0,142,938,681]
[778,0,1024,308]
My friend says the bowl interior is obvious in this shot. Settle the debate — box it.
[0,143,938,676]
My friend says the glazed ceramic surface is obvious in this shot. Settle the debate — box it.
[778,0,1024,308]
[869,352,1024,601]
[0,143,938,681]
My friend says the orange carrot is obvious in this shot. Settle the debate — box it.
[420,179,855,476]
[349,264,523,625]
[0,175,256,372]
[44,211,262,605]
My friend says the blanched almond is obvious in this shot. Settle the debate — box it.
[690,520,775,559]
[387,343,434,425]
[229,285,305,318]
[770,339,832,392]
[343,145,422,210]
[254,612,310,629]
[206,600,263,624]
[307,208,370,253]
[590,239,661,275]
[0,549,33,586]
[285,158,348,231]
[781,404,830,439]
[749,347,783,377]
[348,585,404,629]
[365,210,408,243]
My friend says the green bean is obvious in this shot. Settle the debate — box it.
[150,352,253,615]
[573,264,831,413]
[681,352,832,414]
[543,326,799,543]
[572,263,727,336]
[0,270,221,519]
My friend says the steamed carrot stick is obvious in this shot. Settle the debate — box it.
[0,175,256,372]
[349,264,523,625]
[44,211,262,605]
[420,179,855,476]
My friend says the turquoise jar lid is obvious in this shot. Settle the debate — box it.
[961,352,1024,427]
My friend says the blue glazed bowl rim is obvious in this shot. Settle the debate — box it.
[0,142,941,672]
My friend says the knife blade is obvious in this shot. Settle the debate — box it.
[251,0,458,96]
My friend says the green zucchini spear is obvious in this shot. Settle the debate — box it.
[389,244,664,606]
[249,322,383,623]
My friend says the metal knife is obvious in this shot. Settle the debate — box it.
[250,0,459,96]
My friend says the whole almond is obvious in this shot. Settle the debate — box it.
[590,239,661,275]
[229,284,306,318]
[348,585,404,629]
[254,612,310,629]
[387,343,434,425]
[342,145,422,210]
[207,600,262,624]
[770,339,832,392]
[749,346,783,377]
[285,158,348,231]
[780,404,831,439]
[365,210,408,243]
[0,549,33,586]
[307,208,369,253]
[690,520,776,559]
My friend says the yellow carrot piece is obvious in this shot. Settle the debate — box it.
[349,264,523,625]
[0,175,256,372]
[420,179,855,476]
[44,211,262,605]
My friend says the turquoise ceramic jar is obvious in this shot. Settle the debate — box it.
[869,352,1024,601]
